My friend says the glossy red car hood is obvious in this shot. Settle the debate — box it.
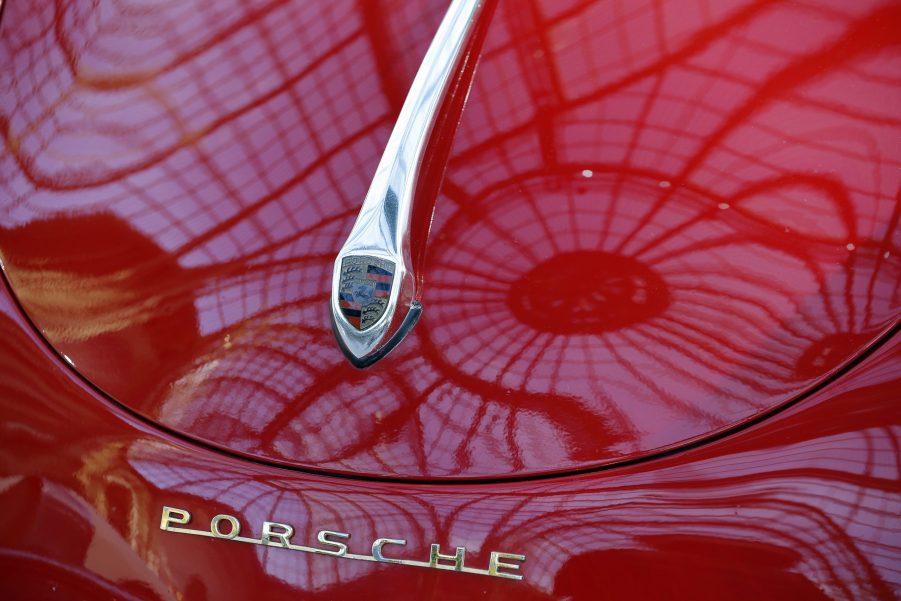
[0,0,898,479]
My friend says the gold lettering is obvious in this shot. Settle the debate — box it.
[261,521,294,547]
[160,506,191,531]
[159,505,525,581]
[210,514,241,540]
[316,530,350,556]
[488,552,525,581]
[429,544,465,571]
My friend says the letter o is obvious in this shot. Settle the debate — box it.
[211,514,241,540]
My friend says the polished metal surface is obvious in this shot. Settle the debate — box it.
[4,0,899,481]
[160,506,526,580]
[331,0,485,368]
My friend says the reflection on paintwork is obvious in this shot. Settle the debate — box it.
[0,287,898,598]
[0,0,899,479]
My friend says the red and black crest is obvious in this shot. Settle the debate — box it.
[337,256,395,330]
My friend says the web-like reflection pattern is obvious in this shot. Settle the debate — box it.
[0,0,898,478]
[1,269,898,600]
[109,343,898,598]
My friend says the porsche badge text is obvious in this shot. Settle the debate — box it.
[160,506,525,580]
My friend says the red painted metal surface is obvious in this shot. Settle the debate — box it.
[1,0,898,480]
[0,278,898,599]
[0,0,900,594]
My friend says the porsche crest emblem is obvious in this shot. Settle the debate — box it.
[337,256,395,330]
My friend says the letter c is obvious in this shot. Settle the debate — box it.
[372,538,407,563]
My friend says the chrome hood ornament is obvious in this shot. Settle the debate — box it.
[331,0,486,368]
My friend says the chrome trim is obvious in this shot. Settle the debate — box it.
[161,506,526,580]
[331,0,485,368]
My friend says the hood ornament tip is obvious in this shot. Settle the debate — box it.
[331,296,423,369]
[329,0,485,368]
